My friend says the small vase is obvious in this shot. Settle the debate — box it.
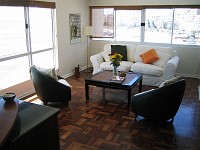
[113,65,119,79]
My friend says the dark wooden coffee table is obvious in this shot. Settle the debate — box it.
[85,71,143,107]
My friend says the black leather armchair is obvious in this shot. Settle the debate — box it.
[30,66,71,105]
[131,79,186,122]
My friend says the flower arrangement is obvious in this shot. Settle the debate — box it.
[109,53,123,67]
[109,53,123,77]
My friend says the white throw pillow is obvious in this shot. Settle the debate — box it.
[34,65,58,80]
[126,44,136,62]
[152,51,171,68]
[159,76,182,88]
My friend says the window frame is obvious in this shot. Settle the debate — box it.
[0,1,57,89]
[90,5,200,46]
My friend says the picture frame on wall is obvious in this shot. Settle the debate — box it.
[69,13,81,44]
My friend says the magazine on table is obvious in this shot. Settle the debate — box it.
[110,76,125,83]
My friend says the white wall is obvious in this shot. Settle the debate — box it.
[50,0,90,76]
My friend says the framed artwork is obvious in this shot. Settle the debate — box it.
[69,13,81,44]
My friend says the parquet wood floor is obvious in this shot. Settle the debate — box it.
[23,72,200,150]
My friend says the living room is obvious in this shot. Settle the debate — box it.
[0,0,200,98]
[0,0,200,149]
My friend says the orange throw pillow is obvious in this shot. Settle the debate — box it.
[140,49,159,64]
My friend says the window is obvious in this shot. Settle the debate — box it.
[173,8,200,45]
[29,7,54,51]
[92,8,114,38]
[144,9,173,43]
[0,3,56,90]
[0,7,27,58]
[90,6,200,46]
[32,51,55,69]
[116,10,141,41]
[0,57,30,89]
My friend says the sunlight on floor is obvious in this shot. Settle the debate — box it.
[24,94,43,105]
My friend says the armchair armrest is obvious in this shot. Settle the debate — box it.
[166,56,179,67]
[162,56,179,80]
[90,53,104,74]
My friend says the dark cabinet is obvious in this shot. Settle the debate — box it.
[2,101,60,150]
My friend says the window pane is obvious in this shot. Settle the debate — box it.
[173,8,200,45]
[92,8,114,38]
[116,10,141,42]
[145,9,173,43]
[0,7,27,58]
[0,57,30,90]
[32,51,54,69]
[29,8,53,51]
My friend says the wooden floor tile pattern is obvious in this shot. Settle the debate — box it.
[23,72,200,150]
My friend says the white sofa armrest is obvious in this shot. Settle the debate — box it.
[90,53,104,74]
[162,56,179,79]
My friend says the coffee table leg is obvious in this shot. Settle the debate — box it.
[85,83,89,100]
[128,90,131,107]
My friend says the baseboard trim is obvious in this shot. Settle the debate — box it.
[175,73,199,79]
[62,66,87,79]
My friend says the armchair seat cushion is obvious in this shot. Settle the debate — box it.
[100,61,133,72]
[130,62,164,76]
[58,79,72,87]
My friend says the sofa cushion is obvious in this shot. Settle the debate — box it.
[103,44,136,62]
[126,44,136,62]
[140,49,159,64]
[152,51,171,68]
[130,62,164,76]
[111,45,127,61]
[100,61,133,72]
[134,45,174,63]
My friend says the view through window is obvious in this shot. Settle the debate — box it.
[116,10,141,41]
[173,8,200,45]
[92,8,114,38]
[144,9,173,43]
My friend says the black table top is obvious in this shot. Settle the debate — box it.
[85,71,142,88]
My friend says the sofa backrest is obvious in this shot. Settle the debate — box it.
[102,44,176,68]
[103,43,137,62]
[134,45,174,62]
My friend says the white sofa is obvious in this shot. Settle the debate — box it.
[90,44,179,87]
